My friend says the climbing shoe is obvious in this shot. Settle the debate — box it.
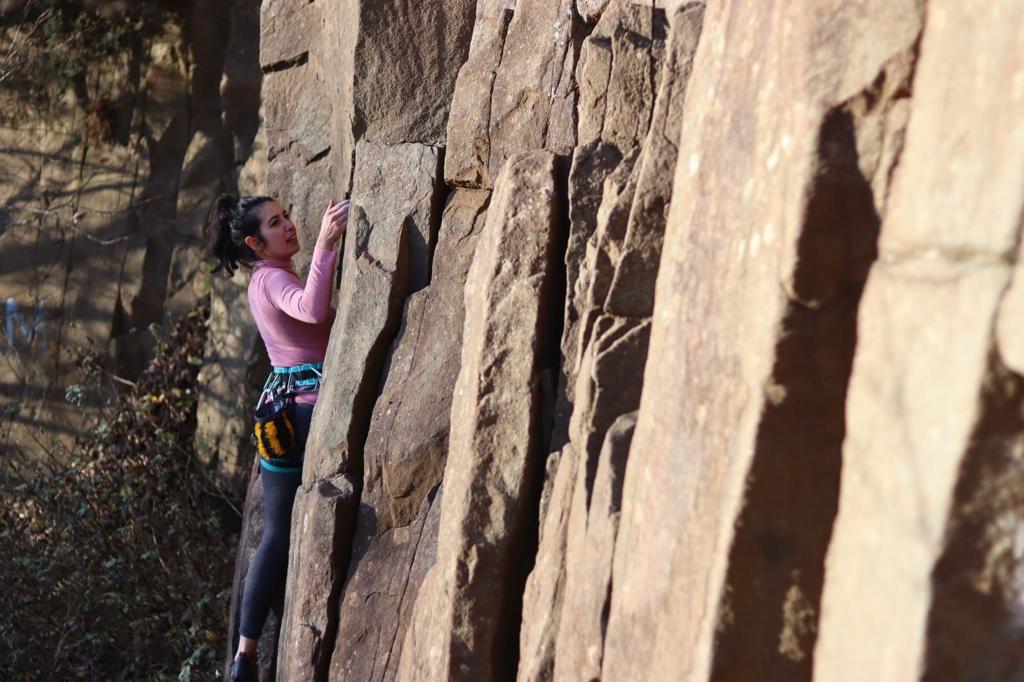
[229,653,258,682]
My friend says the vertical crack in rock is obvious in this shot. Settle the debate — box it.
[813,2,1024,679]
[553,0,666,452]
[709,105,881,682]
[446,0,580,190]
[377,484,441,676]
[923,346,1024,681]
[395,151,567,682]
[328,188,491,681]
[599,3,924,680]
[280,474,360,681]
[278,141,445,681]
[519,5,700,679]
[445,0,515,188]
[553,411,636,682]
[504,150,570,679]
[921,143,1024,679]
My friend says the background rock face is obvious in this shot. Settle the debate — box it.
[1,0,263,466]
[215,0,1024,679]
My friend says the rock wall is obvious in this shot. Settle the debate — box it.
[230,0,1024,679]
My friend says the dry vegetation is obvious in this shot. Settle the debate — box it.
[0,302,241,680]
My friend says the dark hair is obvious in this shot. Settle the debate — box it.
[206,193,275,277]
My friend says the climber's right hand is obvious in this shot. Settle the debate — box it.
[317,199,350,250]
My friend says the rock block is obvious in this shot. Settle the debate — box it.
[601,2,924,680]
[556,0,668,445]
[278,141,443,680]
[445,0,581,188]
[276,474,359,680]
[304,141,443,485]
[329,189,490,681]
[553,412,636,681]
[815,2,1024,680]
[516,444,578,682]
[518,5,694,677]
[396,151,566,681]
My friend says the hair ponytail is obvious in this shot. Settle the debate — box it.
[206,192,274,277]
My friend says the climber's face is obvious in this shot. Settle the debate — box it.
[252,200,300,260]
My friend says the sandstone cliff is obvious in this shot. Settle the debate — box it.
[226,0,1024,680]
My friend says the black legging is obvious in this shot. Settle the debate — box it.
[239,401,314,640]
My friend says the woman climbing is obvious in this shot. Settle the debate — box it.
[206,193,350,682]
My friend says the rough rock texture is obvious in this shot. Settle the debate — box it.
[601,2,923,681]
[278,473,360,680]
[516,444,577,682]
[261,0,469,267]
[315,0,474,203]
[396,151,566,682]
[554,412,636,681]
[604,2,702,321]
[245,0,1024,679]
[516,4,698,678]
[444,0,582,189]
[260,0,333,273]
[305,141,442,485]
[276,141,443,681]
[556,1,669,447]
[577,0,669,25]
[814,3,1024,681]
[330,189,490,681]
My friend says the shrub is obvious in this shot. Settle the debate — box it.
[0,301,242,680]
[0,0,181,101]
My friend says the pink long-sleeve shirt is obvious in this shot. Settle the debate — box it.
[248,245,338,405]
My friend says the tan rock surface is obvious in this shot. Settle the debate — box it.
[601,2,924,680]
[577,0,669,25]
[397,151,566,681]
[518,6,697,677]
[303,141,442,485]
[517,445,577,682]
[605,1,703,320]
[350,0,475,145]
[259,0,335,272]
[554,412,636,681]
[557,1,668,444]
[445,0,580,188]
[278,473,360,679]
[330,189,490,681]
[814,2,1024,680]
[277,141,442,680]
[260,0,321,71]
[318,0,474,202]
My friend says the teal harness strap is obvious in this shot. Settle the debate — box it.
[256,362,324,412]
[272,362,324,374]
